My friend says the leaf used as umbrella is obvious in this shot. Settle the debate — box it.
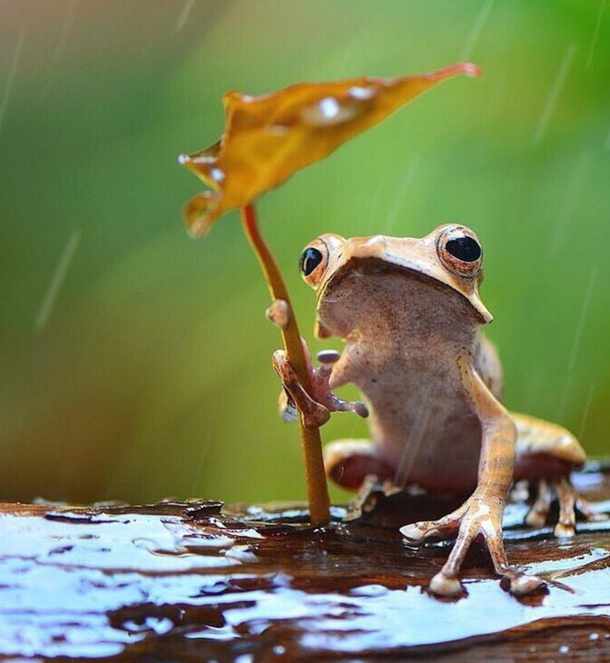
[179,62,480,236]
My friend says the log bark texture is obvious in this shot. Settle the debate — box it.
[1,466,610,661]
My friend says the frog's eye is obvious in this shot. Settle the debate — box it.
[300,247,323,276]
[446,236,481,262]
[437,227,482,278]
[299,239,329,287]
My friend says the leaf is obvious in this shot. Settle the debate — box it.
[179,62,480,237]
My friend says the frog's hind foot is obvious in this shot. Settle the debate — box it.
[428,563,543,599]
[344,473,402,521]
[525,476,608,538]
[401,495,545,598]
[345,474,382,521]
[496,567,546,597]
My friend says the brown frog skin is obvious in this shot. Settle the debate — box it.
[272,224,602,598]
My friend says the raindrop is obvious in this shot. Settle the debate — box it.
[301,96,356,126]
[349,85,374,100]
[51,0,78,64]
[548,152,590,254]
[319,97,340,119]
[39,0,78,102]
[34,230,82,332]
[532,44,577,144]
[0,27,27,134]
[174,0,196,33]
[394,384,435,486]
[567,266,597,379]
[586,0,607,69]
[460,0,495,61]
[556,265,598,420]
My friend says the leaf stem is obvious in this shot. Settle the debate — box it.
[240,203,330,525]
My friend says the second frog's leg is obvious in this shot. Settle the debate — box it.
[324,439,395,490]
[324,439,400,519]
[524,479,552,528]
[513,412,607,536]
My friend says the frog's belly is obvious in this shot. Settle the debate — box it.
[368,394,482,494]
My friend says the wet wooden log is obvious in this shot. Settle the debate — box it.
[1,466,610,661]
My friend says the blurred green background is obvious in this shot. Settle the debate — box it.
[1,0,609,505]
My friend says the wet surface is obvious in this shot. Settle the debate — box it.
[1,468,609,661]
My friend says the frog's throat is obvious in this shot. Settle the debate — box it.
[315,258,492,339]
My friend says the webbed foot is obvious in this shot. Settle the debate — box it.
[401,490,544,598]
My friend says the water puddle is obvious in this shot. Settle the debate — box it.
[1,471,609,659]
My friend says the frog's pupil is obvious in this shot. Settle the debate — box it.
[300,247,323,276]
[446,236,481,262]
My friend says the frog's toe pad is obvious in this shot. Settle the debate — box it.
[317,349,341,364]
[399,523,429,544]
[429,572,463,598]
[524,507,547,529]
[509,573,545,596]
[353,401,369,418]
[553,522,575,538]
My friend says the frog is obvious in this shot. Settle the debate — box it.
[271,223,603,598]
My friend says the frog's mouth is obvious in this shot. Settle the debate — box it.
[317,256,492,333]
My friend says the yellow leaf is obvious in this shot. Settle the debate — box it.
[179,63,480,237]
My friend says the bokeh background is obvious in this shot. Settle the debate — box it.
[1,0,609,505]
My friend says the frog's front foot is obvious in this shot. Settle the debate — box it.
[273,348,368,429]
[400,491,544,598]
[525,476,608,538]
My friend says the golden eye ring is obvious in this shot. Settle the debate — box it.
[437,226,482,278]
[299,239,328,286]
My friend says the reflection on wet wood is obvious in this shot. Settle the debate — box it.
[1,466,609,661]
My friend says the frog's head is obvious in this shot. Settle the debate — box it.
[299,224,492,339]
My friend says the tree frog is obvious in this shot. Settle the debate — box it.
[273,224,601,597]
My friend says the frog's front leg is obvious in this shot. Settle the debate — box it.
[400,360,543,598]
[272,344,368,429]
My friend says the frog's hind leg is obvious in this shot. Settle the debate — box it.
[324,439,395,491]
[554,476,577,537]
[524,479,552,529]
[524,475,605,537]
[324,439,400,518]
[402,497,543,597]
[512,412,606,537]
